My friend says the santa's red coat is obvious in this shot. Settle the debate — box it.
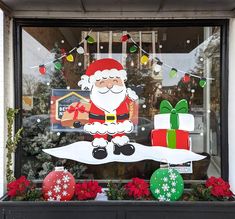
[89,96,132,124]
[84,96,134,135]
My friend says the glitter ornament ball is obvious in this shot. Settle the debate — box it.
[150,168,184,201]
[42,166,76,201]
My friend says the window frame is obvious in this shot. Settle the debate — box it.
[13,18,229,181]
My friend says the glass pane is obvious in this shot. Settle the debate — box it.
[21,26,221,180]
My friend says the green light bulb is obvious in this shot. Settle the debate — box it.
[199,78,207,88]
[54,61,62,71]
[86,35,95,44]
[130,44,138,53]
[169,68,177,78]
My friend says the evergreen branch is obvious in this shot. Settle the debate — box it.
[6,108,23,183]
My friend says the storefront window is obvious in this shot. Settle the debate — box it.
[21,25,221,180]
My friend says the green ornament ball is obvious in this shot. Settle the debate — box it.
[150,168,184,201]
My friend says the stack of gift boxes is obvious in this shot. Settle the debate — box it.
[151,99,195,150]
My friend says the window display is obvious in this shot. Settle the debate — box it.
[21,26,221,180]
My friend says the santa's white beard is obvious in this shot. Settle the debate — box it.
[90,85,127,113]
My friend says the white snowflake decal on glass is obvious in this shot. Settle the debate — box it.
[168,169,173,173]
[62,175,70,183]
[63,184,68,189]
[171,181,176,187]
[162,184,169,192]
[163,177,168,182]
[170,173,177,180]
[171,188,176,193]
[155,188,160,194]
[47,190,52,197]
[62,191,68,196]
[53,185,61,193]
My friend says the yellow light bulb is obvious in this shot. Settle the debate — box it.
[66,54,74,62]
[140,55,149,65]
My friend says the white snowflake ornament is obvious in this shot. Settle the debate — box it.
[150,168,184,201]
[42,166,76,201]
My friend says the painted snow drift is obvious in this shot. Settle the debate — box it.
[43,141,205,165]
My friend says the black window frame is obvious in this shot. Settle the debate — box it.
[13,18,229,181]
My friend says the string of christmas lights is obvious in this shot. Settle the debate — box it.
[31,29,94,73]
[121,33,214,88]
[31,30,212,89]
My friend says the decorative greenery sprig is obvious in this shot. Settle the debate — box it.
[106,181,127,200]
[6,108,23,183]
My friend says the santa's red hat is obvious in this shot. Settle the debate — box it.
[78,58,127,91]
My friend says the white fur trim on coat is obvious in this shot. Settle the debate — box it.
[92,137,108,148]
[111,135,130,146]
[84,120,134,135]
[126,88,138,101]
[78,69,127,91]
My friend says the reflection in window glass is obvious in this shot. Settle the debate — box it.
[21,26,221,180]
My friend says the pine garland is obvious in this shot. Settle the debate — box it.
[6,108,23,183]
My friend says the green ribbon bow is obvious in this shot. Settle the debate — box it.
[160,99,188,129]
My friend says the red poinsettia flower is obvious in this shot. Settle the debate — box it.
[205,177,234,198]
[7,176,31,198]
[125,178,150,200]
[75,181,102,200]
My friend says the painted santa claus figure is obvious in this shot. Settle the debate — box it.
[77,58,138,160]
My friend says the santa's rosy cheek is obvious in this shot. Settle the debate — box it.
[113,78,123,86]
[95,81,105,88]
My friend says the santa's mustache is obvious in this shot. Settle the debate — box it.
[96,85,124,94]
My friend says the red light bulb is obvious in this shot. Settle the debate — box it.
[182,74,190,83]
[121,34,130,42]
[39,65,46,75]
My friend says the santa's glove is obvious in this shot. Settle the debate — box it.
[73,121,82,128]
[126,88,139,101]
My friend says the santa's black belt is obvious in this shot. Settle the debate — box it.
[89,113,129,121]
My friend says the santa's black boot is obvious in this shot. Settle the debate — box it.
[92,138,108,159]
[114,144,135,156]
[112,136,135,156]
[92,147,107,159]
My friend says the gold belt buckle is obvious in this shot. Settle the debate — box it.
[105,114,116,123]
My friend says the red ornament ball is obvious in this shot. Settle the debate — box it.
[182,74,191,83]
[42,167,76,201]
